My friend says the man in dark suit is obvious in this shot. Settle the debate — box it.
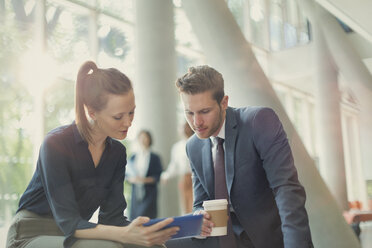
[166,65,313,248]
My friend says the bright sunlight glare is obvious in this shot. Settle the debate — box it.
[19,49,59,97]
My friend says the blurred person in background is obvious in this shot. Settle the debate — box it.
[6,61,178,248]
[161,122,194,214]
[126,130,162,220]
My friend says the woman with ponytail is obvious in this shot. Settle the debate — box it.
[6,61,178,248]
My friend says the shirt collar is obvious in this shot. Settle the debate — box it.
[210,119,226,144]
[72,121,85,144]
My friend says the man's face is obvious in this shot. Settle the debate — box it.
[181,91,228,139]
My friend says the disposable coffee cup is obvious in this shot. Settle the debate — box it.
[203,199,228,236]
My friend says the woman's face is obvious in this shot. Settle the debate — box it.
[139,132,151,149]
[90,90,135,140]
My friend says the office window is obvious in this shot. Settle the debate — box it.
[241,0,310,51]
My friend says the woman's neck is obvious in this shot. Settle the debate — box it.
[89,127,107,148]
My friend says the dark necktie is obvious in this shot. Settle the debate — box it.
[214,137,236,248]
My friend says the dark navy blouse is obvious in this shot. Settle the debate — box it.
[18,122,130,247]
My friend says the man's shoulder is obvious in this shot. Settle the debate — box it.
[185,134,206,152]
[230,106,273,117]
[186,134,203,145]
[228,106,275,124]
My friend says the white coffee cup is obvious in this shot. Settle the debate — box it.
[203,199,228,236]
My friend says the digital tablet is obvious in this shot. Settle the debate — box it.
[142,214,203,239]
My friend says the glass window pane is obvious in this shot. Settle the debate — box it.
[47,1,91,69]
[98,0,134,23]
[97,14,135,79]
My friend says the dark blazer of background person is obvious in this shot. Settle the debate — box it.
[188,107,313,248]
[128,153,162,220]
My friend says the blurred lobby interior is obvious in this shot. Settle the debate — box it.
[0,0,372,247]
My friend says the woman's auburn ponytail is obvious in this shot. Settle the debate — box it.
[75,61,97,144]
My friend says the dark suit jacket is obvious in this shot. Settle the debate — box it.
[187,107,313,248]
[128,152,162,220]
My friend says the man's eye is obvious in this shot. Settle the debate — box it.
[186,112,194,116]
[113,116,122,120]
[201,110,210,114]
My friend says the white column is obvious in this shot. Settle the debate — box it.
[134,0,179,217]
[313,17,348,210]
[0,0,5,23]
[349,117,368,209]
[298,0,372,189]
[32,0,47,169]
[243,0,251,42]
[342,111,369,209]
[302,97,314,156]
[261,0,271,50]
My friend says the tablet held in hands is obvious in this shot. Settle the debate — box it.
[143,214,203,239]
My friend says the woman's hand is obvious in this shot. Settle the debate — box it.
[120,216,179,247]
[193,209,214,237]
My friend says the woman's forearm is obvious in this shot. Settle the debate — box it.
[75,224,125,243]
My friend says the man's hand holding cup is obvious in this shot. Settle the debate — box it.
[194,199,229,238]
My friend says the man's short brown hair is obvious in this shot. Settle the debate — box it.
[175,65,225,103]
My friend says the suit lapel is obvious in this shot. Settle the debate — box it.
[225,108,237,195]
[202,139,214,199]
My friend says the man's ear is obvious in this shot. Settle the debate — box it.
[221,95,229,110]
